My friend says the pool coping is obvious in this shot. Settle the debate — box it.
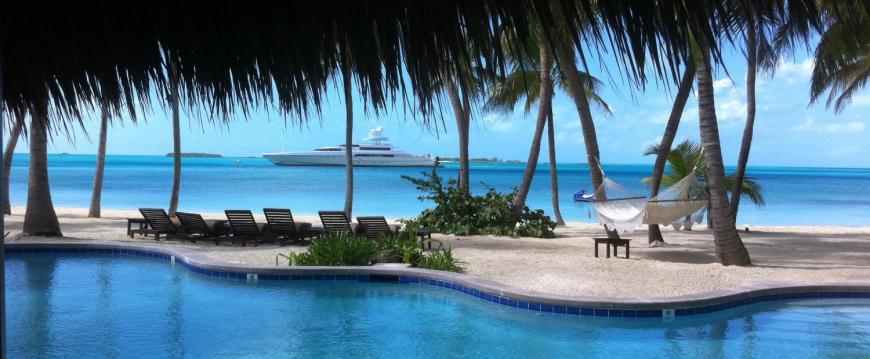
[6,240,870,318]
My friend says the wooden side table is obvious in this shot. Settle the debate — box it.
[127,218,148,238]
[593,237,631,259]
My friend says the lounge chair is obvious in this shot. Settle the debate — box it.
[224,210,266,247]
[263,208,314,245]
[318,211,358,235]
[356,216,401,240]
[137,208,180,240]
[176,211,226,245]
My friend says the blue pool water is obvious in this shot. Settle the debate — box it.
[7,154,870,225]
[6,253,870,358]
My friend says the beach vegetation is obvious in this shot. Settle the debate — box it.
[808,0,870,113]
[290,232,379,266]
[2,113,24,215]
[401,170,556,238]
[417,248,464,273]
[88,105,109,218]
[22,114,62,237]
[644,140,765,210]
[645,63,695,243]
[168,63,182,217]
[289,230,464,272]
[485,27,611,227]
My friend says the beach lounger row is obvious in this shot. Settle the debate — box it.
[129,208,402,246]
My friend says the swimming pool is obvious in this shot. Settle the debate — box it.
[6,252,870,358]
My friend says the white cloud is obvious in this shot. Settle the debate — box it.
[794,115,865,134]
[482,114,518,133]
[776,58,814,84]
[712,78,734,93]
[851,94,870,107]
[716,98,746,122]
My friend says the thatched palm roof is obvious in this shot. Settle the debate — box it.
[2,1,825,127]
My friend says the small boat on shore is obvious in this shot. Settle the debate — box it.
[573,190,595,202]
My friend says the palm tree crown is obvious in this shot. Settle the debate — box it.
[643,140,765,207]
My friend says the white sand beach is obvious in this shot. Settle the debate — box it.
[5,206,870,299]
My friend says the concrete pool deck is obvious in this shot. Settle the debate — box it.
[5,207,870,304]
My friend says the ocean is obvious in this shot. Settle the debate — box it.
[7,154,870,226]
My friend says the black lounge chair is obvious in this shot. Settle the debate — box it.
[318,211,357,235]
[356,216,401,240]
[225,210,266,247]
[137,208,179,240]
[263,208,314,245]
[176,211,226,245]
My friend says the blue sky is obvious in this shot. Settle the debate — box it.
[6,46,870,168]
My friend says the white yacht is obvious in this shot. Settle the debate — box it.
[263,127,435,167]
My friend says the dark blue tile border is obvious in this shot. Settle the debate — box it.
[7,244,870,319]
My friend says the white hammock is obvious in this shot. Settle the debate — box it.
[589,172,708,234]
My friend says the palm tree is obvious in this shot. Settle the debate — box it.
[545,112,565,226]
[3,113,24,215]
[443,77,471,190]
[168,63,182,217]
[647,63,695,242]
[644,140,764,215]
[22,111,62,236]
[809,0,870,112]
[552,38,618,236]
[485,35,610,225]
[695,51,751,265]
[342,51,354,218]
[88,106,109,218]
[511,36,554,220]
[730,4,783,224]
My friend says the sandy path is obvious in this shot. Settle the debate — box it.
[5,207,870,299]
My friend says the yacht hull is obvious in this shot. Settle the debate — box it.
[263,153,434,167]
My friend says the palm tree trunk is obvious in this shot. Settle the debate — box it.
[3,113,24,215]
[512,37,553,219]
[546,108,565,226]
[168,65,182,217]
[22,112,62,236]
[88,107,109,218]
[342,58,354,218]
[445,78,470,189]
[729,18,757,224]
[648,63,695,243]
[554,41,617,238]
[555,44,604,192]
[696,54,751,266]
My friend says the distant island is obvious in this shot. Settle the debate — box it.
[437,157,522,164]
[166,152,223,158]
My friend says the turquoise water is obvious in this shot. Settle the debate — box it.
[6,253,870,358]
[8,154,870,225]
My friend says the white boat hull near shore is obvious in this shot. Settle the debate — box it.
[262,152,434,167]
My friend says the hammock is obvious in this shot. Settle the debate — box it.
[589,172,708,234]
[644,172,708,225]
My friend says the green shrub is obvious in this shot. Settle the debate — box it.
[401,170,556,238]
[417,248,464,272]
[290,232,378,266]
[375,231,424,265]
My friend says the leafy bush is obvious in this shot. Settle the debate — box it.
[401,170,556,238]
[375,231,424,264]
[417,248,464,272]
[290,232,378,266]
[289,231,463,272]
